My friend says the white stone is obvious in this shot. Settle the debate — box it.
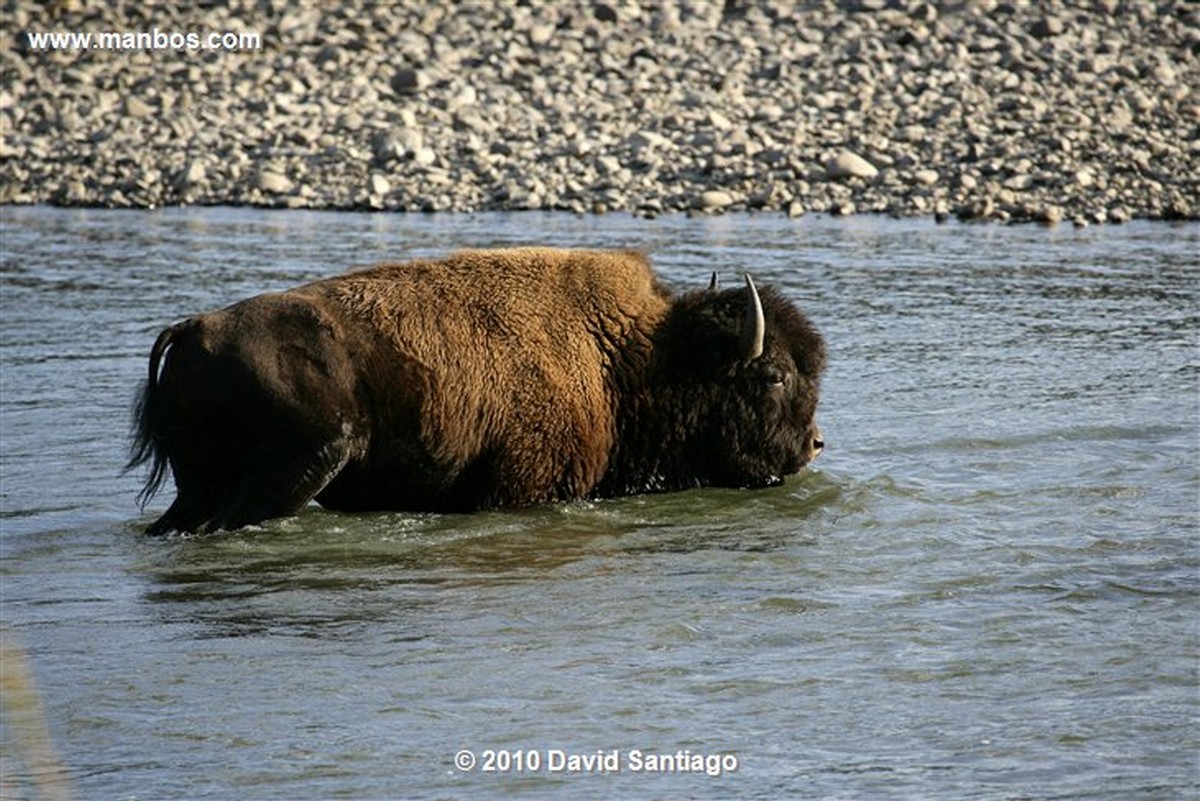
[914,169,939,186]
[825,151,878,180]
[125,96,155,118]
[257,170,294,194]
[698,190,734,209]
[627,130,671,153]
[370,173,391,195]
[1003,174,1035,191]
[708,110,732,130]
[181,160,206,186]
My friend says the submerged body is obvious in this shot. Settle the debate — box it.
[130,248,825,534]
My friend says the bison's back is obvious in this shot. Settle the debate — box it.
[322,247,664,350]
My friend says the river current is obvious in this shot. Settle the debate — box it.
[1,207,1197,800]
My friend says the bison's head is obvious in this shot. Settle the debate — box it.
[653,274,826,490]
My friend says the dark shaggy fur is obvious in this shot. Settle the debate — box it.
[128,248,825,534]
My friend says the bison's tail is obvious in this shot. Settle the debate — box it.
[125,321,188,508]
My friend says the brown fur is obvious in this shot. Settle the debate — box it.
[129,248,824,534]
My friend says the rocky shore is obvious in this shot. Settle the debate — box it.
[3,1,1197,223]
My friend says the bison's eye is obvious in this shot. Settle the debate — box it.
[763,366,786,388]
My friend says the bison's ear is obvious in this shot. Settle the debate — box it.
[708,272,719,292]
[740,274,765,361]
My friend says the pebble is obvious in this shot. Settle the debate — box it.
[698,190,735,210]
[256,170,294,195]
[826,151,879,181]
[1036,205,1065,225]
[390,67,425,96]
[369,173,391,196]
[914,169,939,186]
[178,160,206,188]
[1004,175,1035,191]
[528,24,554,47]
[2,0,1196,223]
[124,96,155,118]
[1030,16,1066,39]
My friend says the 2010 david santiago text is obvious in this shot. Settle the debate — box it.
[457,748,739,777]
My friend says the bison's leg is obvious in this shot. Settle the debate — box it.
[202,438,353,533]
[148,431,353,535]
[147,353,360,533]
[147,492,217,536]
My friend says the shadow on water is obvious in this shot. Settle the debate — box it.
[129,471,848,637]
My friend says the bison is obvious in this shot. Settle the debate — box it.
[128,248,825,534]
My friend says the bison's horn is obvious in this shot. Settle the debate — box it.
[708,272,719,291]
[741,274,765,361]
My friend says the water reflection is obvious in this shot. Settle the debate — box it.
[134,472,839,638]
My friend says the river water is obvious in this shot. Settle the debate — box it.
[1,207,1196,800]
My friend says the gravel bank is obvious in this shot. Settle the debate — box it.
[3,1,1198,223]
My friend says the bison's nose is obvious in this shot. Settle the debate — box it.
[809,426,824,461]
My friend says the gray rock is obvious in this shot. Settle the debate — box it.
[594,4,618,23]
[125,96,156,118]
[913,169,939,186]
[708,110,733,130]
[1,0,1194,222]
[529,24,555,47]
[1003,174,1035,191]
[826,151,879,180]
[626,130,671,154]
[1030,16,1065,39]
[370,131,403,165]
[390,67,425,95]
[1107,103,1134,130]
[595,155,622,175]
[1036,205,1065,225]
[697,190,734,210]
[256,170,295,195]
[179,160,206,188]
[1152,62,1177,86]
[369,173,391,196]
